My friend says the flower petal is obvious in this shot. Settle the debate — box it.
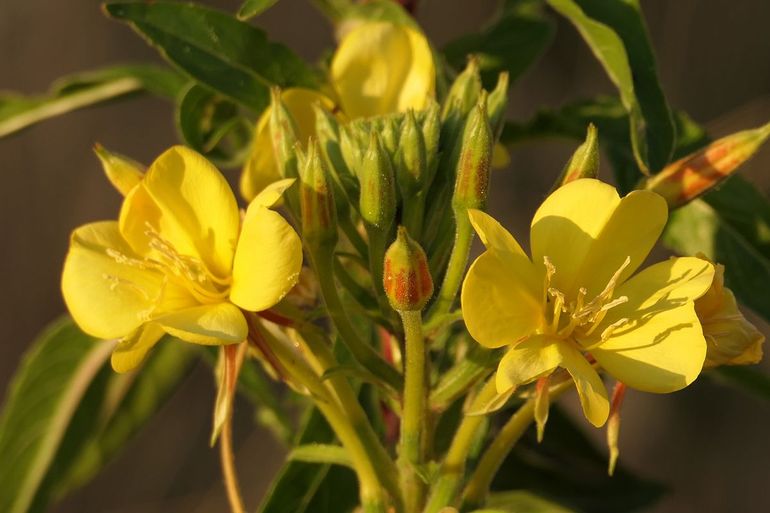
[496,335,562,392]
[240,88,334,201]
[62,221,163,339]
[156,302,247,345]
[111,323,165,373]
[330,22,435,118]
[252,178,297,209]
[531,179,667,298]
[468,209,527,257]
[557,342,609,427]
[590,257,714,393]
[230,203,303,311]
[462,250,543,348]
[120,146,240,279]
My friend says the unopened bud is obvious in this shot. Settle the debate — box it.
[360,132,396,230]
[695,258,765,368]
[452,93,492,212]
[340,125,364,179]
[93,143,144,196]
[645,121,770,208]
[556,123,600,188]
[486,72,509,139]
[396,109,427,196]
[314,103,359,205]
[381,116,400,157]
[442,56,482,121]
[299,139,338,248]
[421,100,440,185]
[269,88,300,181]
[383,226,434,311]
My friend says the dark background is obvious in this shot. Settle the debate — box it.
[1,1,770,511]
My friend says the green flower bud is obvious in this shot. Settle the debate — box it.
[340,124,364,179]
[396,109,427,196]
[383,226,434,311]
[269,88,300,181]
[381,116,400,157]
[93,143,144,196]
[299,138,338,248]
[313,103,359,204]
[360,132,397,230]
[442,56,482,121]
[486,71,509,139]
[556,123,599,188]
[452,92,492,212]
[421,100,440,185]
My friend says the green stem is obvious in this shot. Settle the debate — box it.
[366,224,395,317]
[428,209,474,321]
[461,380,573,510]
[253,321,390,512]
[424,377,498,513]
[397,310,428,513]
[312,248,403,392]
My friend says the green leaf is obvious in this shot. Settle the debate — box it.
[105,2,318,112]
[337,0,417,27]
[0,318,110,513]
[569,0,675,172]
[258,407,358,513]
[491,407,664,513]
[443,0,555,88]
[482,490,576,512]
[176,83,253,168]
[289,444,353,468]
[238,0,279,20]
[0,317,197,513]
[0,64,184,138]
[544,0,672,174]
[710,366,770,401]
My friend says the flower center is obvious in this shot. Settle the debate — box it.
[541,255,631,347]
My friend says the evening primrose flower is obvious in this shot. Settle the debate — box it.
[241,21,435,201]
[461,179,715,427]
[62,146,303,372]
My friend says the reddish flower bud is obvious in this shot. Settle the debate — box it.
[383,227,434,311]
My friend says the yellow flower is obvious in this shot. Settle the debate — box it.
[241,21,435,201]
[461,179,715,426]
[694,260,764,368]
[62,146,303,372]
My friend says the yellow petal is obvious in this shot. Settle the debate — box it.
[94,143,144,196]
[111,323,165,373]
[230,203,303,311]
[496,335,562,393]
[252,178,297,208]
[62,221,163,339]
[531,179,667,298]
[590,257,714,393]
[121,146,240,279]
[330,21,435,119]
[558,342,609,427]
[240,88,334,201]
[156,302,247,345]
[462,249,543,348]
[468,209,527,257]
[491,143,511,170]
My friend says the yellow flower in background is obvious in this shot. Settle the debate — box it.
[62,146,303,372]
[694,259,764,368]
[241,21,436,201]
[461,179,714,427]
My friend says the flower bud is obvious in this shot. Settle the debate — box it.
[452,93,492,212]
[396,109,427,196]
[299,139,338,248]
[93,143,144,196]
[340,124,364,179]
[421,100,440,185]
[644,121,770,208]
[486,71,509,140]
[314,103,359,204]
[694,259,765,368]
[269,88,300,181]
[381,116,400,157]
[359,132,396,230]
[556,123,600,187]
[383,226,434,311]
[442,56,482,121]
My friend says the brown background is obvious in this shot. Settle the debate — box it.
[1,1,770,512]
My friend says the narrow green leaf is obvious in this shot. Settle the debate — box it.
[0,64,184,138]
[104,2,318,112]
[545,0,668,174]
[483,490,576,512]
[443,0,555,88]
[238,0,279,20]
[0,318,110,513]
[289,444,353,468]
[338,0,417,27]
[572,0,675,172]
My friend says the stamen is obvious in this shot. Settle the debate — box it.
[548,288,566,332]
[101,273,152,301]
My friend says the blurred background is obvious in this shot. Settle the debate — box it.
[1,1,769,511]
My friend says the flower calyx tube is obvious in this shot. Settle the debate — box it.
[299,138,338,251]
